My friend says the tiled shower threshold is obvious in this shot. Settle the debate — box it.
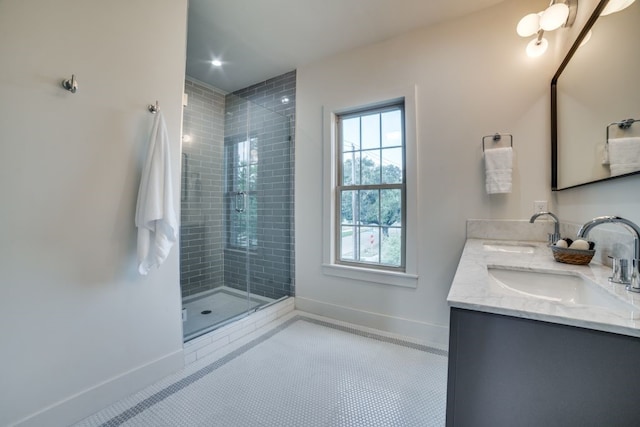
[183,296,295,365]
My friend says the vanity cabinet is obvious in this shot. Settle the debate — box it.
[446,307,640,426]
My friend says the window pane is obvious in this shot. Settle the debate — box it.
[340,226,356,261]
[381,227,402,266]
[359,190,379,226]
[361,226,380,263]
[381,189,402,228]
[236,166,247,191]
[249,164,258,190]
[236,141,248,166]
[361,114,380,150]
[342,151,361,185]
[341,190,357,225]
[250,138,258,164]
[342,117,361,151]
[382,110,402,148]
[381,148,403,184]
[247,195,257,247]
[360,150,381,185]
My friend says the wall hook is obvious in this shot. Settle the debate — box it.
[148,100,159,114]
[61,74,78,93]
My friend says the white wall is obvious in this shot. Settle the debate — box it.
[0,1,187,426]
[295,0,564,345]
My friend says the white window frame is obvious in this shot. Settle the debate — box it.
[322,85,419,288]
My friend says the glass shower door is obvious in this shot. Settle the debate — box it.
[223,94,255,322]
[225,95,294,316]
[181,87,293,342]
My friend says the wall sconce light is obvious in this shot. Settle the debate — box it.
[601,0,635,15]
[517,0,577,57]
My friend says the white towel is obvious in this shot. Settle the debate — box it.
[135,111,178,275]
[609,137,640,177]
[484,147,513,194]
[601,142,610,165]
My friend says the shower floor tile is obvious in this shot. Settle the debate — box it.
[74,314,448,427]
[182,287,272,340]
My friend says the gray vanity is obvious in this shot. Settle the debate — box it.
[445,222,640,426]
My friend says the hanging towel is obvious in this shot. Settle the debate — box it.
[601,142,610,165]
[609,137,640,177]
[484,147,513,194]
[135,111,178,275]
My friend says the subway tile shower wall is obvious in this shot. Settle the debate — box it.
[180,79,226,297]
[224,71,296,300]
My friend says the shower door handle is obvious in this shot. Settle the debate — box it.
[234,191,246,213]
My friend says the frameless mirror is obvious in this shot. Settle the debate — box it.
[552,0,640,190]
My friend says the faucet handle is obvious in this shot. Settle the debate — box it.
[626,259,640,293]
[609,256,630,284]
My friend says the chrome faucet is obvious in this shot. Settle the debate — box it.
[577,216,640,293]
[530,211,561,246]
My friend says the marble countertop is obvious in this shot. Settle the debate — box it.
[447,238,640,337]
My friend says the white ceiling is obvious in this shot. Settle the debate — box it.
[186,0,507,93]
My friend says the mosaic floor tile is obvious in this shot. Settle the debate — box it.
[75,315,448,427]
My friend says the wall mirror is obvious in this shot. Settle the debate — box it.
[552,0,640,190]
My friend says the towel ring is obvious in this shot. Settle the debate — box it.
[606,118,639,144]
[482,133,513,152]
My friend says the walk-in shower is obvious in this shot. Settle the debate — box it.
[180,72,295,341]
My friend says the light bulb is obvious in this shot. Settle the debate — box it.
[601,0,635,15]
[579,30,592,47]
[517,13,541,37]
[526,37,549,57]
[540,3,570,31]
[211,59,222,67]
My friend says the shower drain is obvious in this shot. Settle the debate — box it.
[201,310,212,315]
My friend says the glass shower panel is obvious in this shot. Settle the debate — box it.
[223,94,253,321]
[245,101,293,303]
[181,89,293,342]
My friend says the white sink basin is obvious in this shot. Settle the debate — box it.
[487,267,639,318]
[483,242,535,254]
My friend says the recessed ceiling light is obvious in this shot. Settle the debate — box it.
[211,59,222,67]
[281,96,289,104]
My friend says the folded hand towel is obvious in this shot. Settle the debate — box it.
[601,142,610,165]
[484,147,513,194]
[135,111,178,275]
[609,137,640,177]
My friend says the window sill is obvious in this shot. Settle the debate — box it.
[322,264,418,288]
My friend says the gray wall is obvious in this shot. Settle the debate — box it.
[180,79,226,297]
[224,71,297,300]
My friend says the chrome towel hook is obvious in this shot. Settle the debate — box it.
[148,100,159,114]
[61,74,78,93]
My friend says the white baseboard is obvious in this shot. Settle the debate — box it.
[294,296,449,348]
[11,349,184,427]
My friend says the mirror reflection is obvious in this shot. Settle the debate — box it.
[554,0,640,190]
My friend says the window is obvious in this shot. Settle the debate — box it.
[225,137,258,249]
[336,103,405,271]
[322,87,418,287]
